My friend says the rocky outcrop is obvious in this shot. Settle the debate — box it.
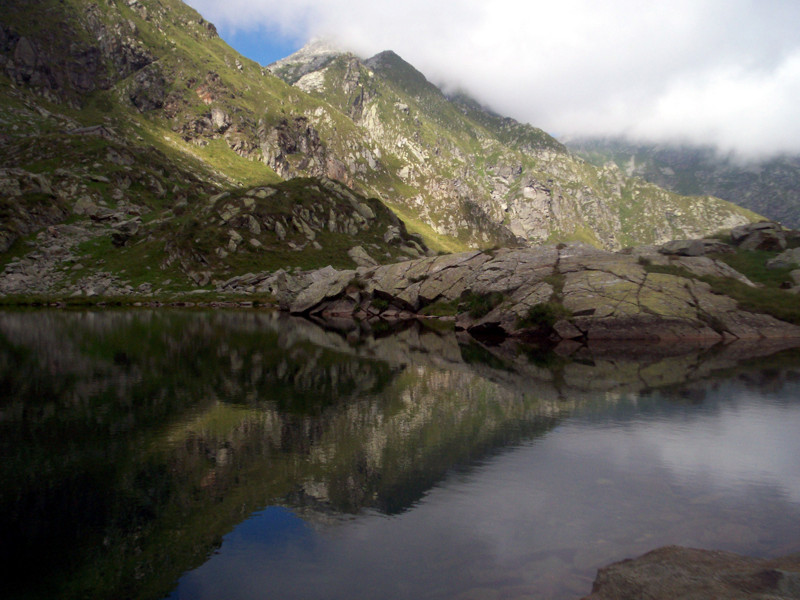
[731,221,788,251]
[166,177,429,270]
[128,63,166,112]
[267,39,342,85]
[659,238,734,256]
[583,546,800,600]
[257,116,345,183]
[223,242,800,343]
[0,168,68,252]
[1,4,156,106]
[0,222,130,297]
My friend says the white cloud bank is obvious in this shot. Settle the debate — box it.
[186,0,800,158]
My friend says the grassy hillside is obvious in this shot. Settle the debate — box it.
[0,0,765,298]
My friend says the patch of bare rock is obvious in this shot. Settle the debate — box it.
[220,225,800,344]
[582,545,800,600]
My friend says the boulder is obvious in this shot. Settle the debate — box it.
[383,225,403,245]
[730,221,783,244]
[731,222,787,251]
[347,245,378,268]
[659,239,705,256]
[110,217,141,247]
[766,247,800,270]
[582,545,800,600]
[671,256,756,287]
[740,229,787,251]
[210,107,231,133]
[73,196,98,216]
[701,238,735,254]
[552,318,583,340]
[188,270,211,286]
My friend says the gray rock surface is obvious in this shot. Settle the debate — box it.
[731,221,788,251]
[224,243,800,342]
[582,545,800,600]
[659,239,705,256]
[347,245,378,267]
[768,247,800,269]
[659,238,734,256]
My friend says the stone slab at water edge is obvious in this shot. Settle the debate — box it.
[582,545,800,600]
[220,240,800,343]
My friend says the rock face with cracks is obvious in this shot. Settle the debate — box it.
[219,242,800,343]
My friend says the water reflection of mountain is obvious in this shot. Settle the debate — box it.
[1,310,798,600]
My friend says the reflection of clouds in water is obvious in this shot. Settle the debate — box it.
[168,381,800,600]
[171,507,496,600]
[557,386,800,503]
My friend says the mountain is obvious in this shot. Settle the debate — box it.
[0,0,761,297]
[566,137,800,229]
[268,43,759,250]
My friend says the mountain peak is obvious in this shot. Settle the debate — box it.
[364,50,441,100]
[365,49,402,64]
[267,38,346,84]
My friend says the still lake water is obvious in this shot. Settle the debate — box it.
[2,309,800,599]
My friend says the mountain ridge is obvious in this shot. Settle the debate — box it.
[566,136,800,229]
[0,0,765,296]
[269,40,758,249]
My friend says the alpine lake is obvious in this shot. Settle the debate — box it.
[2,309,800,600]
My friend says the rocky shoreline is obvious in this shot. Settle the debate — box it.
[218,222,800,345]
[3,221,800,350]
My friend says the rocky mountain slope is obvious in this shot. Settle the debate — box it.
[269,42,759,250]
[0,0,762,297]
[567,136,800,229]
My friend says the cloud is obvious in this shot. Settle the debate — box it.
[185,0,800,158]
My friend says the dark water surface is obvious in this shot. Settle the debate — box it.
[1,310,799,600]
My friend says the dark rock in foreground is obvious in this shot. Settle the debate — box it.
[582,545,800,600]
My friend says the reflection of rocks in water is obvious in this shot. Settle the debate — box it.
[462,334,800,404]
[2,310,800,600]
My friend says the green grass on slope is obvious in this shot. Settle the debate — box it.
[384,201,469,254]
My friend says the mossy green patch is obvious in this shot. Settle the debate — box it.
[516,302,572,329]
[461,291,505,319]
[711,249,796,287]
[419,298,460,317]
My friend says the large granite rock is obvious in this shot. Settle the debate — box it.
[233,242,800,343]
[582,545,800,600]
[731,221,788,251]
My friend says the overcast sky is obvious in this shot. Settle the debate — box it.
[186,0,800,158]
